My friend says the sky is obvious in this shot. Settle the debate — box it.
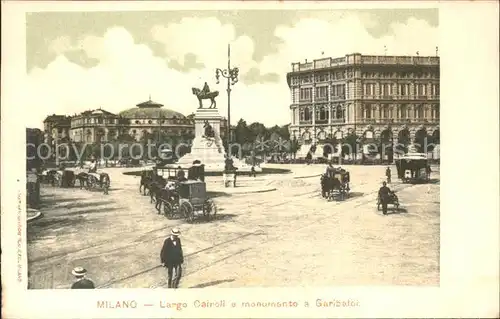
[26,9,438,129]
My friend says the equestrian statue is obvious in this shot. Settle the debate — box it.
[192,82,219,109]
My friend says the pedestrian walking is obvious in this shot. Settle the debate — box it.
[71,267,95,289]
[385,166,392,184]
[250,165,256,178]
[160,228,184,288]
[378,181,392,215]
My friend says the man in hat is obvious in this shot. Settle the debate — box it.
[378,181,392,215]
[385,166,392,184]
[70,267,95,289]
[176,166,186,181]
[160,228,184,288]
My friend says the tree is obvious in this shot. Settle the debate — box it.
[322,136,338,158]
[234,119,251,146]
[413,129,428,153]
[342,133,358,159]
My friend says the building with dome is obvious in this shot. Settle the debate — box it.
[44,97,227,146]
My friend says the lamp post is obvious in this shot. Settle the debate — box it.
[215,44,239,155]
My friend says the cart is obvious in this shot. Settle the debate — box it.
[377,192,400,211]
[162,180,217,222]
[321,169,350,201]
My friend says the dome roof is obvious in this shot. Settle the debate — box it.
[118,99,186,119]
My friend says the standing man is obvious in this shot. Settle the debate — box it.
[176,166,186,181]
[160,228,184,289]
[88,160,97,173]
[378,181,392,215]
[385,166,392,184]
[71,267,95,289]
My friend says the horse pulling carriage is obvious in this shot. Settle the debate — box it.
[321,168,351,201]
[161,180,217,223]
[86,172,111,194]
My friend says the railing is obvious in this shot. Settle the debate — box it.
[291,55,439,72]
[331,95,346,101]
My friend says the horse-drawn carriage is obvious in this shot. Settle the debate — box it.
[396,153,430,184]
[161,180,217,223]
[40,169,75,187]
[86,172,111,194]
[321,168,351,201]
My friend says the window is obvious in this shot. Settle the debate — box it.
[98,117,103,124]
[315,86,328,100]
[291,77,299,85]
[336,106,343,119]
[400,105,407,118]
[365,105,372,119]
[300,107,312,121]
[433,84,440,96]
[316,73,329,82]
[299,88,312,101]
[300,75,312,84]
[316,105,328,121]
[135,120,140,124]
[148,120,153,124]
[383,106,389,118]
[415,84,427,96]
[399,84,409,96]
[382,83,391,96]
[363,83,375,96]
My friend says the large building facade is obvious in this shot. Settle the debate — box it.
[287,53,440,146]
[43,98,228,146]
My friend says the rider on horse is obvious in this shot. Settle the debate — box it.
[200,82,210,96]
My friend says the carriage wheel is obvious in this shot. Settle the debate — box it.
[163,202,174,219]
[203,199,217,221]
[180,202,194,223]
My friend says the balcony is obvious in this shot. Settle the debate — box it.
[315,96,329,102]
[331,95,346,101]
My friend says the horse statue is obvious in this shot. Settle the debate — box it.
[192,82,219,109]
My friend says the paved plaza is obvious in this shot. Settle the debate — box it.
[27,164,440,288]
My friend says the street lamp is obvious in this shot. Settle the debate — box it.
[215,44,239,155]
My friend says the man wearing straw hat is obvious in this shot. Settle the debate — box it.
[160,228,184,288]
[70,267,95,289]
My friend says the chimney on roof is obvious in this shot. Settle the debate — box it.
[305,59,308,63]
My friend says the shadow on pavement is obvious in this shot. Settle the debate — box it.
[207,191,231,198]
[188,279,235,288]
[385,207,408,215]
[56,200,114,210]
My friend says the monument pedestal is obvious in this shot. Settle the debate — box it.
[176,108,261,173]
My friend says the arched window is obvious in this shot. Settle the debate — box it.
[148,120,153,124]
[336,106,343,119]
[317,106,328,121]
[382,105,389,119]
[304,107,311,121]
[135,120,140,124]
[365,105,372,119]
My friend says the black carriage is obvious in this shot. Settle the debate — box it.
[377,191,400,211]
[321,169,350,201]
[162,180,216,222]
[395,153,430,183]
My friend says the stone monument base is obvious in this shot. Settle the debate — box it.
[175,108,262,173]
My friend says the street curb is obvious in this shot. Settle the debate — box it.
[27,210,43,223]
